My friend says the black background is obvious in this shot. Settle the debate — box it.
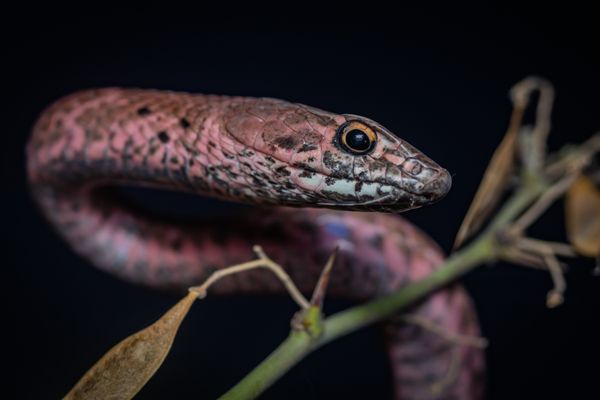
[4,4,599,399]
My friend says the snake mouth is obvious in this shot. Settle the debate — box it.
[316,193,395,209]
[315,191,432,212]
[306,168,451,212]
[298,171,447,212]
[310,174,438,211]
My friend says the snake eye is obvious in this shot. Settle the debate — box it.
[336,121,377,155]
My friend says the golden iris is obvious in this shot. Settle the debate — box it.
[337,121,377,155]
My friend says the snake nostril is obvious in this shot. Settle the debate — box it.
[410,163,422,175]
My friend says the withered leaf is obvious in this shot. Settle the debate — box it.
[453,121,519,248]
[566,175,600,257]
[65,291,198,400]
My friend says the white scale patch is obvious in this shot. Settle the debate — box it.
[326,178,357,196]
[296,172,324,190]
[358,182,383,197]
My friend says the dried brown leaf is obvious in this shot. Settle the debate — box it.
[454,77,559,249]
[565,175,600,257]
[453,116,519,248]
[65,291,198,400]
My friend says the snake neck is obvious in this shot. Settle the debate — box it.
[28,88,300,206]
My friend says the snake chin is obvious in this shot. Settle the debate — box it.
[315,192,433,213]
[316,193,394,209]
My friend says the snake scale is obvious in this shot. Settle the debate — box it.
[26,88,484,399]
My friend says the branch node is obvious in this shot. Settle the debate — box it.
[290,248,339,337]
[291,306,323,338]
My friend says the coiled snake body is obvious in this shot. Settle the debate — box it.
[27,89,484,399]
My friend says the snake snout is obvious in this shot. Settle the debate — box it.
[419,168,452,202]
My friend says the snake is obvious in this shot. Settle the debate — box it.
[26,88,484,399]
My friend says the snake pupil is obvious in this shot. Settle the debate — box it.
[336,121,377,155]
[346,129,370,151]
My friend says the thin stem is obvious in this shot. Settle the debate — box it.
[512,174,577,232]
[515,237,576,258]
[544,132,600,177]
[529,78,554,171]
[501,247,547,269]
[488,178,546,230]
[320,233,495,347]
[190,259,265,295]
[190,247,310,310]
[543,254,567,308]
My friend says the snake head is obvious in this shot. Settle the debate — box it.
[300,111,452,212]
[223,99,451,212]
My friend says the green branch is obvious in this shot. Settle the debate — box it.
[219,330,315,400]
[219,179,549,400]
[320,232,496,346]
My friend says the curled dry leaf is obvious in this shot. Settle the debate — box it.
[565,175,600,257]
[455,76,558,249]
[65,291,198,400]
[453,117,519,249]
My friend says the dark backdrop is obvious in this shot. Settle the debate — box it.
[4,4,599,399]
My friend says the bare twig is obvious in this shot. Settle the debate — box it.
[512,174,578,232]
[190,245,310,310]
[501,235,568,307]
[515,237,577,258]
[528,78,554,171]
[501,246,548,269]
[509,77,540,107]
[546,132,600,175]
[544,254,567,308]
